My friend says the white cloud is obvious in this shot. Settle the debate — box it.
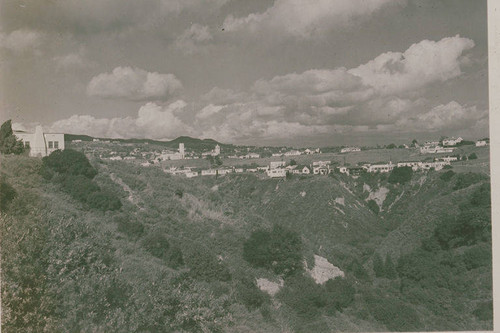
[396,101,488,132]
[349,35,475,95]
[223,0,401,38]
[0,29,43,54]
[87,67,183,101]
[49,100,191,140]
[174,24,213,54]
[196,104,225,119]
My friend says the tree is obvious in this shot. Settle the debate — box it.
[0,120,25,155]
[468,152,478,160]
[388,166,413,184]
[386,143,397,149]
[290,159,297,166]
[42,149,97,179]
[0,177,16,211]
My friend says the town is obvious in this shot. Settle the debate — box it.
[14,125,489,179]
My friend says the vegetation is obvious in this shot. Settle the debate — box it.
[388,166,413,184]
[243,225,303,276]
[0,120,25,155]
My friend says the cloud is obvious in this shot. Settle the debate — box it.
[395,101,488,132]
[349,35,475,95]
[87,67,183,101]
[0,29,43,54]
[196,104,225,119]
[49,100,191,140]
[174,24,213,54]
[223,0,401,38]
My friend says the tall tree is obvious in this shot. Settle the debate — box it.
[0,120,25,155]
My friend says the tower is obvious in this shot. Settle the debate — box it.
[214,144,220,156]
[179,143,185,159]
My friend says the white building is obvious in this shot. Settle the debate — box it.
[313,166,329,175]
[270,161,286,169]
[186,171,199,178]
[110,156,123,161]
[367,163,395,173]
[340,147,361,153]
[301,166,311,174]
[284,150,301,156]
[267,168,287,178]
[202,144,221,157]
[440,156,458,162]
[420,146,454,154]
[338,166,349,174]
[201,169,217,176]
[312,161,331,167]
[442,137,463,146]
[476,140,488,147]
[14,125,65,157]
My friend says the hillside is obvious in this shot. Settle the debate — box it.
[0,153,492,332]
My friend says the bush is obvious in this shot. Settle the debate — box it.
[468,153,478,160]
[461,244,491,270]
[166,246,184,269]
[142,233,170,259]
[236,275,269,310]
[87,191,122,211]
[184,245,231,282]
[278,274,328,319]
[453,172,487,190]
[42,149,97,179]
[473,300,493,321]
[440,170,455,182]
[113,214,144,239]
[243,225,303,276]
[443,164,453,169]
[324,276,355,311]
[0,177,16,211]
[61,175,100,202]
[388,166,413,184]
[365,295,422,331]
[367,200,379,214]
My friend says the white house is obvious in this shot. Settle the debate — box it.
[442,137,463,146]
[420,145,454,154]
[186,171,199,178]
[284,150,301,156]
[267,168,286,178]
[270,161,286,169]
[201,169,217,176]
[476,140,488,147]
[338,166,349,174]
[234,168,244,173]
[367,163,395,173]
[109,156,123,161]
[440,156,458,162]
[14,125,65,157]
[340,147,361,153]
[301,166,311,174]
[312,161,331,167]
[313,166,329,175]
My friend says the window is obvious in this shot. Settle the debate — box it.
[48,141,53,149]
[24,141,30,148]
[54,141,59,149]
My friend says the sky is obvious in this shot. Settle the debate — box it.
[0,0,489,147]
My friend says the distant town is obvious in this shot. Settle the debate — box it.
[13,126,489,180]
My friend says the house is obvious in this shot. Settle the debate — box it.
[420,145,454,154]
[284,150,301,156]
[270,161,286,169]
[123,156,136,160]
[247,153,260,159]
[257,166,270,172]
[109,156,123,161]
[267,168,286,178]
[367,163,395,173]
[347,167,364,176]
[397,161,420,171]
[442,137,463,146]
[186,171,199,178]
[338,166,349,174]
[301,166,311,174]
[247,168,258,173]
[476,140,488,147]
[202,144,221,157]
[218,168,233,175]
[72,139,82,143]
[201,169,217,176]
[234,168,244,173]
[419,161,450,171]
[14,125,65,157]
[312,161,331,167]
[272,153,283,157]
[440,156,458,162]
[313,166,329,175]
[340,147,361,153]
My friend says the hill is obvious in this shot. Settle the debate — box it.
[65,133,230,149]
[0,153,492,332]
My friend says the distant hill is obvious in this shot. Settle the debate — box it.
[64,134,232,150]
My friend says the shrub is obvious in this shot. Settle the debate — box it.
[113,214,144,239]
[384,254,397,279]
[87,191,122,211]
[440,170,455,182]
[324,276,355,311]
[468,153,477,160]
[443,164,453,169]
[365,295,422,331]
[373,253,385,277]
[367,200,379,214]
[184,245,231,282]
[166,246,184,269]
[243,225,303,276]
[142,232,170,259]
[278,274,328,319]
[453,172,487,190]
[0,177,16,211]
[461,244,491,270]
[473,301,493,321]
[236,275,269,310]
[61,175,100,202]
[388,166,413,184]
[42,149,97,179]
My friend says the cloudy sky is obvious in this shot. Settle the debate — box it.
[0,0,488,146]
